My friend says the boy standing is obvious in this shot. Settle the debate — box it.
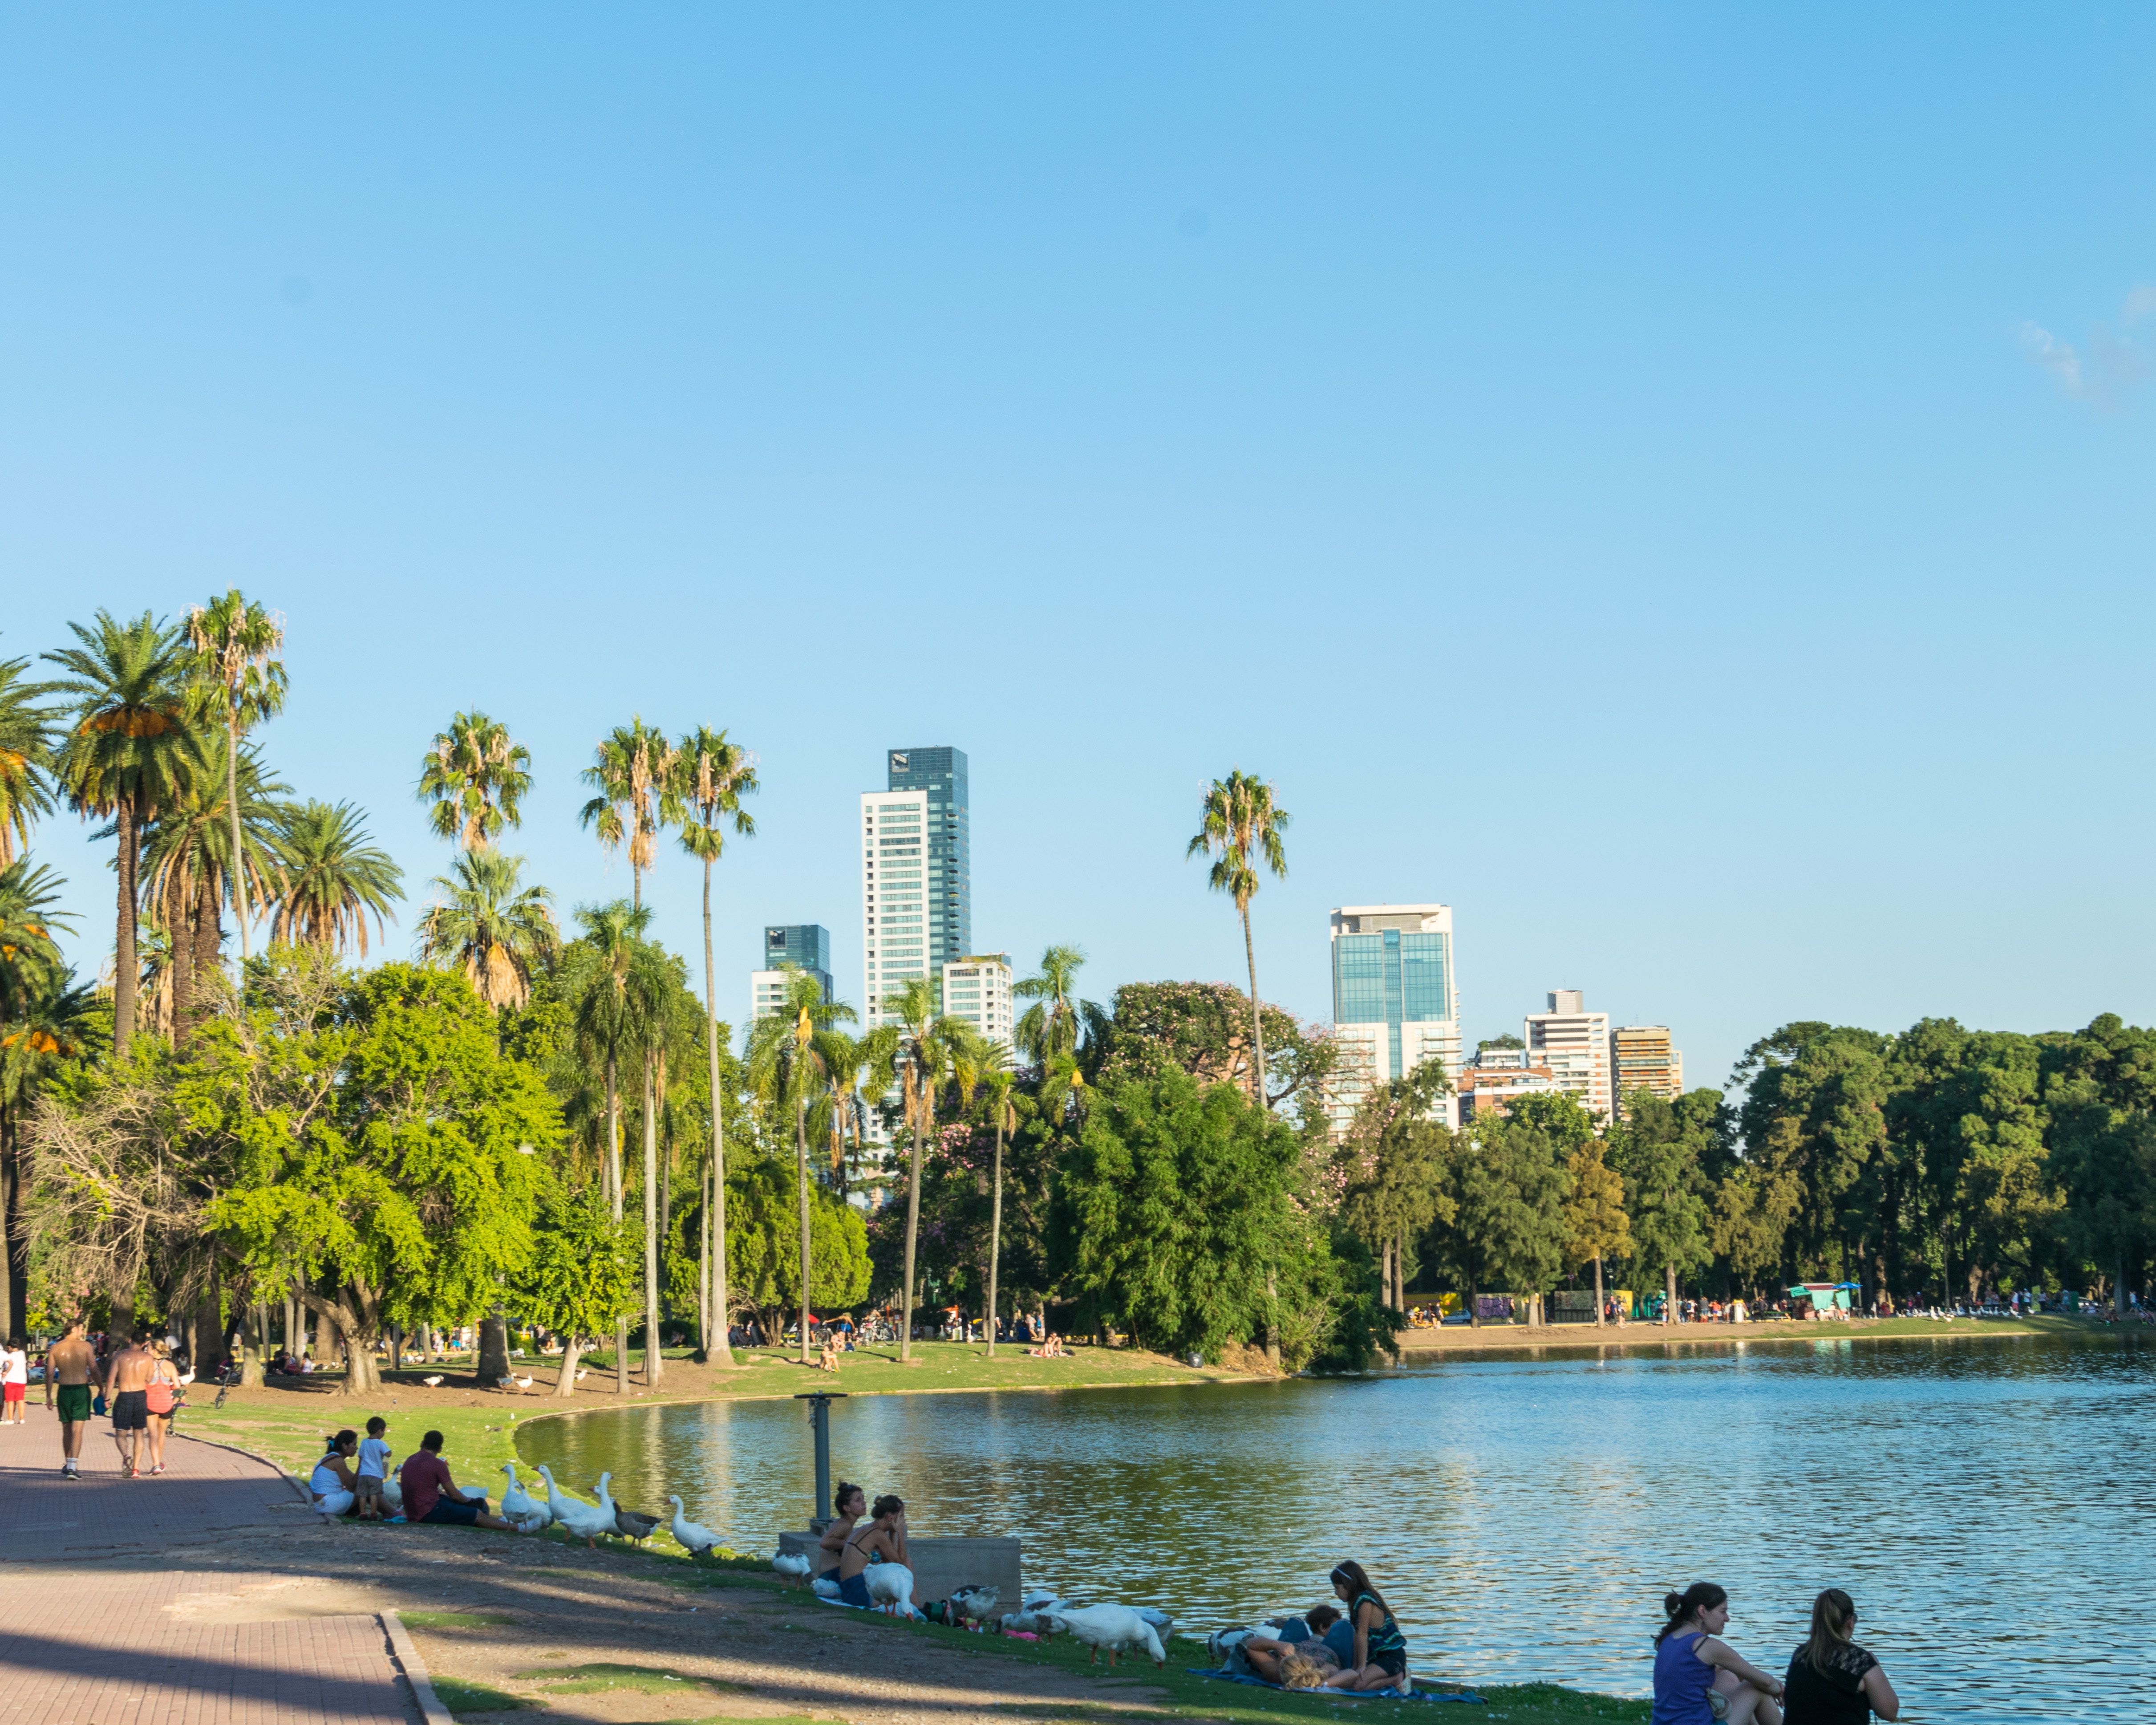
[355,1417,393,1520]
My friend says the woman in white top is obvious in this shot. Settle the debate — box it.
[1,1341,28,1424]
[309,1430,361,1517]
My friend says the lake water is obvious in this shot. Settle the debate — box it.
[515,1333,2155,1722]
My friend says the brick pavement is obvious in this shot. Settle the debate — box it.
[0,1407,417,1723]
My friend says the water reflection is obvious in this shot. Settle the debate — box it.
[516,1333,2153,1723]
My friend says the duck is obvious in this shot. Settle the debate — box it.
[1039,1604,1167,1668]
[771,1549,813,1584]
[667,1496,720,1558]
[596,1473,657,1543]
[500,1463,548,1527]
[949,1585,1001,1629]
[865,1562,918,1617]
[513,1374,535,1390]
[536,1465,615,1549]
[811,1575,842,1599]
[421,1374,444,1388]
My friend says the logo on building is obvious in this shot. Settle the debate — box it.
[890,752,908,770]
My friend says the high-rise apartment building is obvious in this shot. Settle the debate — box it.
[1611,1025,1684,1115]
[1325,905,1462,1137]
[1457,1046,1567,1122]
[941,955,1015,1055]
[750,925,834,1021]
[1524,990,1613,1121]
[863,747,971,1028]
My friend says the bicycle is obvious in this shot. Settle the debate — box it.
[211,1361,242,1410]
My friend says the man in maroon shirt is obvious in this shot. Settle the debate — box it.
[398,1430,515,1530]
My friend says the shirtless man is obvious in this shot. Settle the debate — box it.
[102,1328,154,1478]
[45,1319,96,1479]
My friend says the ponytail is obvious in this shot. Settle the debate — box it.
[1804,1589,1856,1675]
[1656,1583,1727,1645]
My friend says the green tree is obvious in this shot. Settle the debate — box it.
[1015,944,1091,1064]
[1090,981,1339,1124]
[1185,771,1290,1105]
[267,800,404,958]
[1337,1060,1455,1315]
[580,718,677,909]
[570,899,656,1389]
[877,974,972,1360]
[184,590,288,963]
[417,711,531,852]
[0,861,83,1340]
[980,1066,1017,1356]
[2044,1015,2156,1314]
[1613,1090,1720,1322]
[671,726,756,1363]
[1561,1129,1631,1326]
[1735,1025,1890,1284]
[723,1155,872,1316]
[0,645,57,868]
[417,849,559,1011]
[45,611,206,1059]
[520,1183,637,1398]
[1429,1103,1573,1326]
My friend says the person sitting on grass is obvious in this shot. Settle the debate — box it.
[1653,1582,1784,1725]
[397,1429,516,1530]
[310,1431,361,1517]
[835,1494,911,1609]
[1322,1561,1411,1693]
[1242,1604,1348,1683]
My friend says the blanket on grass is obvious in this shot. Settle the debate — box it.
[1199,1671,1483,1704]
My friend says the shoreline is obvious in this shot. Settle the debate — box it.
[1390,1311,2119,1357]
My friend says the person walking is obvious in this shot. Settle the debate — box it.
[142,1341,182,1474]
[1782,1591,1899,1724]
[0,1338,27,1424]
[1653,1583,1784,1725]
[101,1329,154,1478]
[44,1320,96,1478]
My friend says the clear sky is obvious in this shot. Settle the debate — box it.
[6,6,2153,1093]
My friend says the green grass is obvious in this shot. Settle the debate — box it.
[429,1675,532,1714]
[401,1611,519,1631]
[511,1662,742,1697]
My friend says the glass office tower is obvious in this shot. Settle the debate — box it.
[1326,904,1461,1135]
[863,746,971,1028]
[750,924,834,1019]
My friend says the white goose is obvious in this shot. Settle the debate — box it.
[1040,1604,1166,1667]
[536,1465,615,1549]
[667,1495,720,1558]
[866,1562,918,1617]
[500,1463,549,1528]
[772,1549,813,1584]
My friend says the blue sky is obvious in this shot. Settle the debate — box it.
[5,6,2153,1092]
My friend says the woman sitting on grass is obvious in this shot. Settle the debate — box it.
[835,1494,909,1609]
[1654,1583,1784,1725]
[1322,1562,1410,1693]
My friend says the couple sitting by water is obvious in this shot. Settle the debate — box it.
[817,1481,916,1609]
[1244,1562,1410,1693]
[1654,1582,1901,1725]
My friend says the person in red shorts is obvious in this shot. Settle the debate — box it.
[397,1431,516,1530]
[0,1339,26,1424]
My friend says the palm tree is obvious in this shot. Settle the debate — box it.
[0,646,57,868]
[671,727,756,1364]
[417,712,531,852]
[580,719,678,909]
[417,849,559,1009]
[1013,944,1090,1065]
[45,612,206,1059]
[572,899,655,1390]
[979,1065,1017,1357]
[746,968,855,1364]
[880,974,973,1362]
[269,801,404,957]
[1186,770,1291,1104]
[185,590,287,963]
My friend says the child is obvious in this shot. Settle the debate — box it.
[355,1417,394,1521]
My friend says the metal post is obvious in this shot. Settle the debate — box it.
[795,1392,847,1532]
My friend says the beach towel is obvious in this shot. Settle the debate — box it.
[1199,1670,1484,1704]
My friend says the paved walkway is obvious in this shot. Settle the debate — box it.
[0,1407,419,1724]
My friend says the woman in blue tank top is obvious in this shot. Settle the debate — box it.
[1653,1583,1786,1725]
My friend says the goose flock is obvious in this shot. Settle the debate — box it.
[788,1563,1171,1661]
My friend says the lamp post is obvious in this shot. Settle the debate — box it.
[794,1392,847,1531]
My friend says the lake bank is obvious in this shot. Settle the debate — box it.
[1390,1310,2109,1355]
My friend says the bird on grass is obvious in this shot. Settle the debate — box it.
[499,1463,548,1527]
[949,1586,1001,1630]
[771,1550,813,1585]
[867,1563,919,1618]
[421,1374,444,1388]
[1040,1604,1167,1667]
[667,1496,720,1558]
[536,1465,614,1549]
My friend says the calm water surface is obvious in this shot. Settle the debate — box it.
[515,1334,2153,1722]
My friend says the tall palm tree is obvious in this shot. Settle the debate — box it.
[979,1065,1017,1358]
[628,942,678,1388]
[746,968,855,1364]
[581,719,677,909]
[880,974,973,1362]
[1013,944,1089,1065]
[671,727,756,1364]
[573,899,655,1391]
[45,612,206,1059]
[269,800,404,957]
[417,849,559,1010]
[0,646,57,868]
[417,712,532,852]
[1186,770,1291,1104]
[185,590,287,963]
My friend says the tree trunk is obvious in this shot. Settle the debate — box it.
[192,867,223,1023]
[607,1055,627,1394]
[1468,1272,1479,1328]
[899,1075,924,1363]
[113,799,138,1059]
[477,1311,510,1384]
[702,861,735,1368]
[2120,1247,2131,1320]
[644,1055,664,1385]
[796,1091,814,1365]
[166,867,195,1047]
[0,1101,20,1343]
[1593,1254,1605,1327]
[387,1319,402,1375]
[239,1302,267,1387]
[194,1282,223,1373]
[226,711,251,963]
[986,1114,1005,1358]
[552,1335,585,1398]
[1240,902,1267,1105]
[1665,1261,1677,1325]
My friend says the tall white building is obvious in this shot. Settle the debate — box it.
[1524,990,1613,1122]
[1325,904,1462,1137]
[861,747,971,1030]
[941,955,1016,1057]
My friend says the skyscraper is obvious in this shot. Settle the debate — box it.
[863,747,970,1027]
[1611,1025,1684,1115]
[1326,904,1461,1136]
[1524,990,1614,1121]
[941,954,1016,1054]
[750,924,834,1021]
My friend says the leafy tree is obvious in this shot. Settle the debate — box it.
[1428,1103,1572,1325]
[1613,1091,1721,1321]
[1186,771,1289,1104]
[2044,1015,2156,1314]
[580,718,677,909]
[268,800,404,957]
[0,861,85,1341]
[1090,981,1338,1123]
[519,1183,636,1398]
[1561,1116,1632,1325]
[724,1154,871,1315]
[417,848,559,1011]
[1735,1024,1890,1283]
[184,590,287,962]
[417,711,531,852]
[45,611,206,1059]
[671,726,756,1363]
[1337,1059,1455,1312]
[1477,1033,1524,1052]
[877,974,973,1360]
[0,645,57,868]
[1015,945,1091,1064]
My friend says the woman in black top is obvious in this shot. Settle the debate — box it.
[1783,1591,1900,1725]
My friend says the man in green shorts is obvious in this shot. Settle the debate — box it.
[45,1319,95,1479]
